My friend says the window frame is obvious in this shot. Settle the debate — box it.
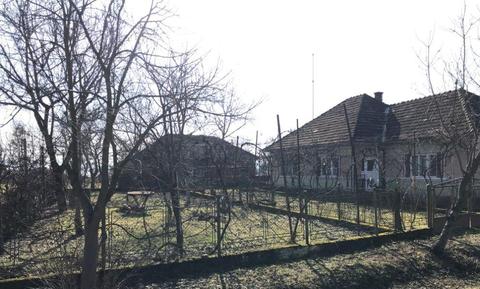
[316,156,340,177]
[404,153,443,178]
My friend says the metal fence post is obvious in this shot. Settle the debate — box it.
[374,189,378,235]
[216,196,222,257]
[393,189,402,232]
[337,186,341,220]
[305,198,310,245]
[468,183,473,229]
[427,184,433,229]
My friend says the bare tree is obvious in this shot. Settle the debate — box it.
[81,119,102,191]
[0,0,72,211]
[418,4,480,253]
[209,88,258,140]
[0,0,181,286]
[66,0,191,287]
[0,0,251,287]
[144,50,224,255]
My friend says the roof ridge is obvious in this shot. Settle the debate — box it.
[302,93,370,126]
[292,93,370,135]
[391,89,461,106]
[265,93,375,150]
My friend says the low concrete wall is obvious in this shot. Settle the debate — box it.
[432,213,480,233]
[0,229,431,289]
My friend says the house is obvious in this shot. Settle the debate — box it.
[266,89,480,193]
[118,134,256,191]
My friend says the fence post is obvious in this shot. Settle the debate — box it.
[393,189,402,232]
[40,146,46,205]
[427,184,433,229]
[216,196,222,257]
[265,213,269,244]
[305,198,310,245]
[337,186,341,220]
[374,188,378,235]
[468,181,473,229]
[277,114,294,242]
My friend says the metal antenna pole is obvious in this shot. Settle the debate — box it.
[312,53,315,119]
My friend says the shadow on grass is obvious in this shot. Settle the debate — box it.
[159,237,480,289]
[299,239,480,289]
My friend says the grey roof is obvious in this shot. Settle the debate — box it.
[386,89,478,141]
[267,89,480,150]
[268,94,387,150]
[141,134,256,158]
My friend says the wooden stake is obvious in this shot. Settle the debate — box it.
[343,103,359,224]
[277,115,294,242]
[216,196,222,257]
[427,183,433,229]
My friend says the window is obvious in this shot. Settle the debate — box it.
[412,155,418,176]
[314,161,321,176]
[315,157,339,176]
[285,163,295,175]
[404,154,411,177]
[292,162,299,175]
[331,158,339,176]
[419,155,427,175]
[429,153,443,178]
[366,159,375,171]
[404,153,443,178]
[321,158,330,175]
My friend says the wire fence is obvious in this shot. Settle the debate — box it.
[0,186,431,280]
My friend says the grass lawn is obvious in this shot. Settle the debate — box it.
[144,229,480,289]
[231,190,429,231]
[0,192,382,280]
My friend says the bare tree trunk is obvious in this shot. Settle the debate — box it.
[90,174,96,191]
[44,134,68,212]
[67,165,85,235]
[80,213,101,289]
[52,164,67,212]
[73,195,84,236]
[433,169,474,253]
[393,188,403,232]
[276,115,295,242]
[171,189,184,256]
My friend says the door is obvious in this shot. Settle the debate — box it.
[362,158,379,191]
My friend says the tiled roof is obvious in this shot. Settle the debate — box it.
[267,89,480,150]
[268,94,388,150]
[386,89,478,141]
[141,134,256,158]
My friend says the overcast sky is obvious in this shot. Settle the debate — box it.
[1,0,478,145]
[165,0,479,144]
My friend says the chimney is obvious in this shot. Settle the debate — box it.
[374,91,383,102]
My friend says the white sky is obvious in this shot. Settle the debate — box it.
[165,0,480,144]
[1,0,478,146]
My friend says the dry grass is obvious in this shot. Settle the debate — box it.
[245,190,429,231]
[144,229,480,289]
[0,192,380,280]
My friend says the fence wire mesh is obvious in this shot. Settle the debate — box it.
[0,187,429,280]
